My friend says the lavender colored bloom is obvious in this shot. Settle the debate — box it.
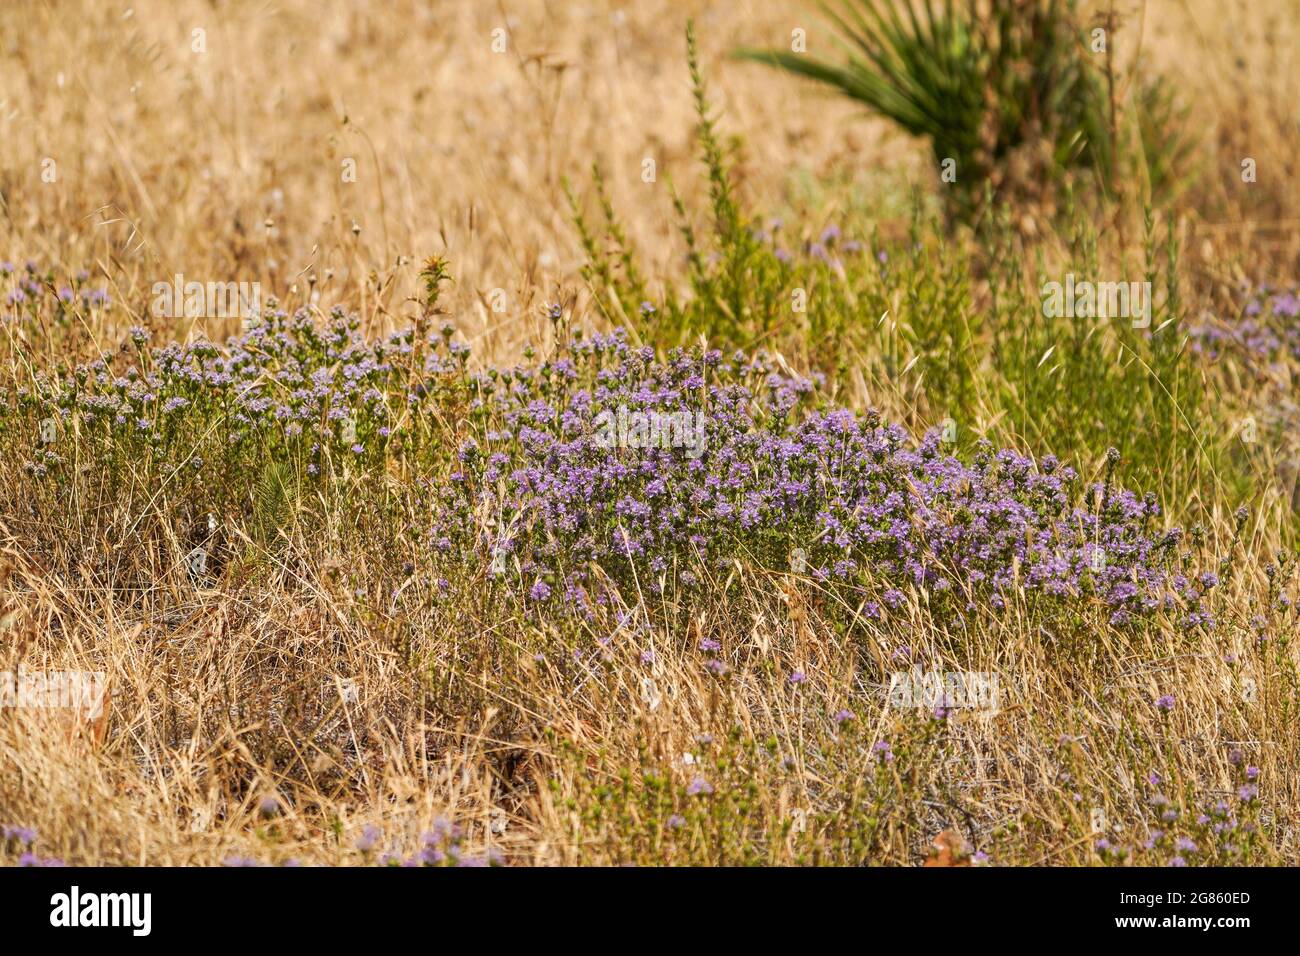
[1155,694,1175,711]
[421,845,446,865]
[2,825,36,845]
[425,817,458,844]
[686,776,713,796]
[354,823,382,852]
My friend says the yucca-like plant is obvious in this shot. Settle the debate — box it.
[736,0,1115,219]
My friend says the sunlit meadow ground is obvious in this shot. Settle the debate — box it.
[1,0,1299,866]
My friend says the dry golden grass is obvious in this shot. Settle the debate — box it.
[2,0,907,358]
[2,525,1296,865]
[1,0,1298,866]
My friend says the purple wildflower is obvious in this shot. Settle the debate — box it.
[355,823,382,853]
[686,777,713,796]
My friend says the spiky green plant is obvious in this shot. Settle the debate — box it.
[250,458,300,553]
[735,0,1191,219]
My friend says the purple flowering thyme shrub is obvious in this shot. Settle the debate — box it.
[12,305,452,484]
[3,302,472,577]
[430,326,1227,637]
[6,302,1229,635]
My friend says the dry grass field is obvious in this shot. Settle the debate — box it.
[1,0,1298,868]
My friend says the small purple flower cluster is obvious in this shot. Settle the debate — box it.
[747,219,872,268]
[1,260,109,319]
[358,818,504,867]
[1188,287,1300,363]
[1099,755,1264,866]
[2,825,64,867]
[217,816,501,867]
